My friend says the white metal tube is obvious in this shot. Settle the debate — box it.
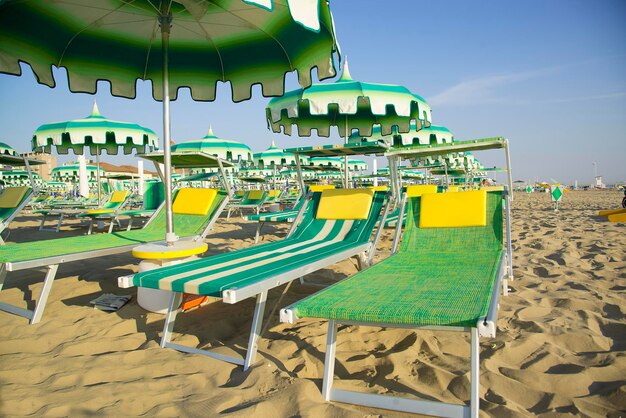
[160,9,176,245]
[95,146,101,206]
[505,139,514,202]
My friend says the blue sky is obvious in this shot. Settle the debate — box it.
[0,0,624,184]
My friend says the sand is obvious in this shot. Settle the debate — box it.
[0,190,624,417]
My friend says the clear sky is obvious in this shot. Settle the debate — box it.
[0,0,624,185]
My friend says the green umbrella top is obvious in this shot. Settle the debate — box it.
[350,124,454,148]
[253,140,308,167]
[172,126,252,163]
[0,0,339,102]
[0,142,19,157]
[266,60,432,137]
[32,103,159,155]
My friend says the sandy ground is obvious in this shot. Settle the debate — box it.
[0,190,624,417]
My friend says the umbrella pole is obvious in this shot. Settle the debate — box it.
[344,116,349,189]
[95,145,102,205]
[295,154,305,193]
[160,8,176,245]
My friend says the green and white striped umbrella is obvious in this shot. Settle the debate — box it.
[253,141,307,168]
[350,124,454,148]
[32,103,159,155]
[0,0,339,245]
[266,61,432,137]
[172,126,252,164]
[0,142,19,157]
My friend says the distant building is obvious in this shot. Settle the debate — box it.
[22,152,56,181]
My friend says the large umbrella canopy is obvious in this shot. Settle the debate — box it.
[350,124,454,148]
[0,0,339,245]
[0,142,19,157]
[32,102,159,155]
[172,126,252,165]
[266,60,431,137]
[253,140,307,168]
[51,163,104,182]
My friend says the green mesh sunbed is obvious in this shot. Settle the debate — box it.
[226,190,268,219]
[245,196,306,243]
[280,190,513,417]
[118,190,390,371]
[0,189,229,325]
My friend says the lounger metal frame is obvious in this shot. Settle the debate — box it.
[120,192,391,371]
[279,191,510,417]
[0,195,229,324]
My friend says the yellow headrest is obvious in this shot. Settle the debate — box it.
[370,186,388,191]
[406,184,438,197]
[172,188,217,216]
[86,209,115,215]
[0,186,30,208]
[110,190,129,203]
[447,186,460,193]
[235,190,245,197]
[420,190,487,228]
[247,190,265,200]
[268,189,281,198]
[481,186,504,191]
[316,189,374,220]
[309,185,335,192]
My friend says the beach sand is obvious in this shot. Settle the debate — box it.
[0,190,624,417]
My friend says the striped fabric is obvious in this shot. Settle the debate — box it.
[289,192,504,327]
[0,190,227,264]
[131,191,387,296]
[247,210,298,223]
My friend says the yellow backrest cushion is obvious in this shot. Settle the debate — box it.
[309,184,335,192]
[447,186,460,193]
[481,186,504,191]
[172,188,217,215]
[316,189,374,220]
[235,190,245,197]
[247,190,265,200]
[406,184,438,197]
[0,186,30,208]
[420,190,487,228]
[370,186,388,192]
[268,189,281,198]
[110,190,129,203]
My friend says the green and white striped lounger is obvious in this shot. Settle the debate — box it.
[0,188,228,324]
[246,196,306,243]
[280,190,513,417]
[118,189,390,371]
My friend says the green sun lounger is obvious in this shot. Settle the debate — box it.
[280,189,513,417]
[226,189,267,219]
[0,188,229,324]
[0,186,34,245]
[37,190,131,233]
[118,189,391,371]
[246,196,306,243]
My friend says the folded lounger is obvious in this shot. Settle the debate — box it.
[280,190,513,417]
[119,189,390,370]
[246,196,306,243]
[37,190,131,233]
[77,190,133,234]
[226,189,267,219]
[0,186,34,245]
[0,188,228,324]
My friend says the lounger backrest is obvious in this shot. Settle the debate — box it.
[267,189,281,198]
[290,190,386,244]
[420,190,487,228]
[172,188,217,215]
[401,191,502,254]
[110,190,129,203]
[142,188,227,238]
[0,186,30,209]
[308,185,335,192]
[316,189,374,220]
[406,184,438,197]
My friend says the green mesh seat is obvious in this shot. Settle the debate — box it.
[119,190,389,371]
[280,191,511,417]
[0,189,228,325]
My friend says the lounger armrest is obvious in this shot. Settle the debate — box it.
[118,275,136,288]
[279,307,299,324]
[477,252,506,338]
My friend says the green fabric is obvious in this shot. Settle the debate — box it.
[0,191,227,264]
[291,192,504,328]
[0,1,338,102]
[131,191,387,296]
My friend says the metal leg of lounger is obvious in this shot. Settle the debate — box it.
[38,213,47,231]
[87,218,94,235]
[30,264,59,324]
[254,222,264,244]
[127,217,133,231]
[322,319,338,400]
[55,214,63,233]
[243,290,268,371]
[470,327,480,418]
[108,218,116,234]
[161,291,183,348]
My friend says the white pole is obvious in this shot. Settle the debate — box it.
[160,7,177,245]
[372,158,378,187]
[137,160,144,196]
